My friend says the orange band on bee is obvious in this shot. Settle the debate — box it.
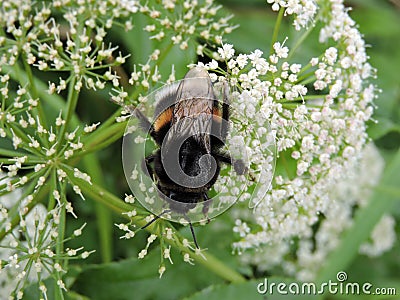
[154,108,173,131]
[212,107,222,123]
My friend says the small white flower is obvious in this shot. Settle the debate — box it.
[218,44,235,60]
[158,265,166,278]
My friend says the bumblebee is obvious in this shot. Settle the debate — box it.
[135,67,246,248]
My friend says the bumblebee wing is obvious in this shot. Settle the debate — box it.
[170,102,213,153]
[170,68,215,153]
[154,81,180,118]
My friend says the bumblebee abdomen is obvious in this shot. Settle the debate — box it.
[153,107,173,132]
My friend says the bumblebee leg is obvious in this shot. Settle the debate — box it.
[142,153,156,178]
[215,152,247,175]
[212,82,230,147]
[141,214,160,229]
[220,81,230,143]
[141,209,171,229]
[183,214,199,249]
[202,193,211,224]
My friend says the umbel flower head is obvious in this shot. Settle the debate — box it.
[198,0,394,280]
[113,0,394,279]
[0,0,142,297]
[0,0,394,294]
[0,0,237,293]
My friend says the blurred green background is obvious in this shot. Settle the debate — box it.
[21,0,400,299]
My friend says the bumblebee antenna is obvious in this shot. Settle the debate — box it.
[141,209,171,229]
[183,214,199,249]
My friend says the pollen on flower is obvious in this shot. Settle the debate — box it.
[72,185,85,200]
[218,44,235,60]
[81,250,95,259]
[163,246,173,264]
[124,209,137,218]
[138,249,148,259]
[183,253,195,265]
[73,168,92,184]
[164,227,174,239]
[66,202,78,218]
[73,223,87,236]
[84,122,100,133]
[158,265,166,278]
[57,279,67,291]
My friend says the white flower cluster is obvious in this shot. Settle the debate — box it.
[115,195,203,277]
[201,0,394,280]
[0,174,93,298]
[359,214,396,258]
[0,0,138,93]
[0,0,134,297]
[1,0,237,285]
[267,0,318,30]
[112,0,236,111]
[235,144,392,280]
[140,0,236,51]
[0,80,94,193]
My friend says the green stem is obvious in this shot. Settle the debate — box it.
[7,62,49,148]
[0,181,50,241]
[299,75,317,86]
[72,122,127,159]
[7,117,34,144]
[92,107,123,135]
[22,58,49,132]
[0,148,38,159]
[296,63,313,77]
[287,26,315,61]
[287,10,322,61]
[73,42,179,160]
[55,184,67,300]
[296,70,316,83]
[282,103,323,109]
[65,169,246,283]
[278,151,295,180]
[270,7,285,55]
[57,194,66,257]
[278,94,328,103]
[57,75,79,147]
[82,154,113,263]
[47,167,57,211]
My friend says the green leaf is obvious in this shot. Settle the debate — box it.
[316,148,400,284]
[341,249,400,299]
[65,291,91,300]
[185,277,319,300]
[82,153,113,263]
[72,249,223,300]
[350,1,400,37]
[225,8,276,53]
[367,118,400,140]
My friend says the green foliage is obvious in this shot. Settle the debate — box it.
[1,0,399,299]
[70,251,222,300]
[72,1,400,298]
[350,0,400,147]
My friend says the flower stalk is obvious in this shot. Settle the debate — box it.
[66,169,246,283]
